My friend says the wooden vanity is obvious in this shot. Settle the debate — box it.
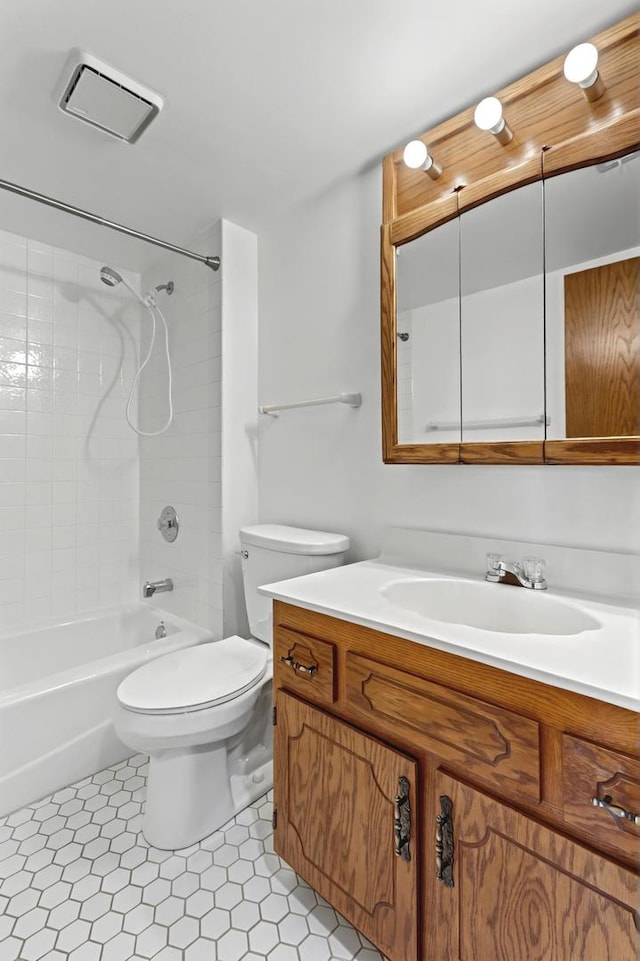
[272,600,640,961]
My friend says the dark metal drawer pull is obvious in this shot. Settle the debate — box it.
[592,794,640,825]
[279,654,318,677]
[436,795,454,887]
[394,776,411,861]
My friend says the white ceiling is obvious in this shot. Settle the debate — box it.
[0,0,636,270]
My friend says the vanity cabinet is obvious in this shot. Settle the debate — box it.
[272,601,640,961]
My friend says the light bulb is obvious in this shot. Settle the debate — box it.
[563,43,598,86]
[474,97,504,133]
[563,42,604,102]
[473,96,513,145]
[403,140,428,169]
[402,140,442,179]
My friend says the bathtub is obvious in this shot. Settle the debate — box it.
[0,605,213,817]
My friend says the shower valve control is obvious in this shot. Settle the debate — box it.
[157,506,179,543]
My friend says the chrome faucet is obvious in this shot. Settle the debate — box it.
[143,578,174,598]
[485,554,547,590]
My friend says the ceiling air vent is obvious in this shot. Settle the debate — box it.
[58,51,164,144]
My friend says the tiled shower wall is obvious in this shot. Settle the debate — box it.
[0,229,140,630]
[138,224,224,636]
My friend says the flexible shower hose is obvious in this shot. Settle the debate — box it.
[125,294,174,437]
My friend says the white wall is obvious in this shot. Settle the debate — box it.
[403,276,545,445]
[407,297,459,445]
[220,221,258,638]
[257,168,640,560]
[396,309,413,442]
[0,229,140,629]
[139,225,224,635]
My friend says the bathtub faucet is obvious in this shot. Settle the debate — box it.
[143,578,174,598]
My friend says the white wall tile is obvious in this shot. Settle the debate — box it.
[139,225,223,636]
[0,230,141,630]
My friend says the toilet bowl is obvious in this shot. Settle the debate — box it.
[115,523,349,849]
[116,637,271,850]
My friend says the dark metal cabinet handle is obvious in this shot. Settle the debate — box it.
[436,795,454,887]
[592,794,640,825]
[394,776,411,861]
[279,654,318,677]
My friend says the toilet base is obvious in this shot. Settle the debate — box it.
[143,746,274,851]
[144,742,234,850]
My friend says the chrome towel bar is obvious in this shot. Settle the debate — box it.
[259,392,362,416]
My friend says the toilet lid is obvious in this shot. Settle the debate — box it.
[117,637,268,714]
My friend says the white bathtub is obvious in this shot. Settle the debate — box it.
[0,605,213,817]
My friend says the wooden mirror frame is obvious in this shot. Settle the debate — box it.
[381,15,640,465]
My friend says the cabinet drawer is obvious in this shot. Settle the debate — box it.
[562,735,640,864]
[346,652,540,803]
[274,628,336,706]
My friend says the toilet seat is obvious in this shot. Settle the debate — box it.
[117,637,268,715]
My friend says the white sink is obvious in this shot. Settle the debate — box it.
[380,578,601,636]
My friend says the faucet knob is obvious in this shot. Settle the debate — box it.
[523,557,547,589]
[485,553,505,582]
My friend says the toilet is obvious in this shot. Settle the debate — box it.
[115,524,349,850]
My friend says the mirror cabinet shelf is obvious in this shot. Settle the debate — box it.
[381,15,640,465]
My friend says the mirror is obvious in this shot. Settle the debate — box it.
[388,150,639,462]
[381,13,638,464]
[544,152,640,441]
[459,182,545,443]
[395,218,460,445]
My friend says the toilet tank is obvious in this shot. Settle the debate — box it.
[239,524,350,647]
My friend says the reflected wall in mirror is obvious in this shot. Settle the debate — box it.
[459,182,545,445]
[396,218,460,445]
[544,152,640,441]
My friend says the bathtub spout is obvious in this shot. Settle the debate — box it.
[143,578,174,598]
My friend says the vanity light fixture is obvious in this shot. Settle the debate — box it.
[563,42,605,102]
[402,140,442,179]
[473,97,513,145]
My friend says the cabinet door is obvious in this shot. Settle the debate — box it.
[428,771,639,961]
[274,690,418,961]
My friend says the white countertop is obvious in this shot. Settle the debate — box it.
[260,558,640,712]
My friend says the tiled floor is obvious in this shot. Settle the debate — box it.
[0,756,384,961]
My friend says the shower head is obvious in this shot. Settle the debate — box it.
[100,266,123,287]
[99,265,151,307]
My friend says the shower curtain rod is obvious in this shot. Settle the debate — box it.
[0,177,220,271]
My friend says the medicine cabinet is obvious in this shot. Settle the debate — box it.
[381,15,639,465]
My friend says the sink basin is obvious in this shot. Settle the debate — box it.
[380,578,601,636]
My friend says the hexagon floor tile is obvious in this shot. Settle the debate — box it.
[0,756,385,960]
